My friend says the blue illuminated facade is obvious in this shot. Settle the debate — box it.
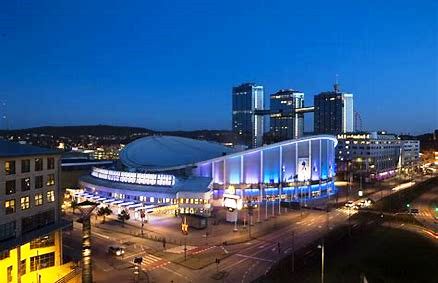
[193,135,337,186]
[78,135,337,218]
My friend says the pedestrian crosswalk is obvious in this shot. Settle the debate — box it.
[416,211,432,218]
[125,252,170,271]
[140,253,169,271]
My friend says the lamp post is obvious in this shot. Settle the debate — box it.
[77,200,98,283]
[318,240,325,283]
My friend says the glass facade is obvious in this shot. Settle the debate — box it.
[232,83,265,148]
[314,85,354,135]
[270,90,304,141]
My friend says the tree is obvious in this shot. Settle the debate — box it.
[97,206,112,223]
[118,209,130,227]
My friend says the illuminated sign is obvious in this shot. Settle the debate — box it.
[297,158,310,181]
[91,167,176,186]
[222,192,243,210]
[337,134,370,140]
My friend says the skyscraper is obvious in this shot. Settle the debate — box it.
[270,89,304,141]
[232,83,265,148]
[314,83,354,135]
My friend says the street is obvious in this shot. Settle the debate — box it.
[63,174,436,283]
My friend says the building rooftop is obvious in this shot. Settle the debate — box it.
[120,135,237,170]
[0,139,60,158]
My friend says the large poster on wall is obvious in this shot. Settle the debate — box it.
[297,158,310,181]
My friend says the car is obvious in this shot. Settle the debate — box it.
[345,201,354,208]
[108,246,125,256]
[410,208,419,214]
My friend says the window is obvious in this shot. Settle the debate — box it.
[47,157,55,170]
[30,252,55,271]
[20,196,30,210]
[21,178,30,191]
[47,190,55,203]
[35,176,43,189]
[7,265,12,283]
[5,199,15,215]
[46,174,55,186]
[5,161,15,175]
[35,193,43,206]
[5,160,15,175]
[21,210,55,234]
[0,221,16,241]
[20,259,26,275]
[35,158,43,171]
[21,159,30,173]
[30,234,55,249]
[0,250,10,260]
[5,180,16,195]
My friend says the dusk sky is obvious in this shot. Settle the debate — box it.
[1,0,437,134]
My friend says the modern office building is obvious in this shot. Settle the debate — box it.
[232,83,265,148]
[400,140,420,168]
[77,135,337,227]
[336,132,404,181]
[0,140,72,283]
[314,83,354,135]
[270,89,305,141]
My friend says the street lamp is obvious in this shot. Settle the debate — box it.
[318,241,325,283]
[77,200,98,283]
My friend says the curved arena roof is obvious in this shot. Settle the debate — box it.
[120,135,237,170]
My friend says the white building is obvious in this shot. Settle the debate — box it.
[400,140,420,167]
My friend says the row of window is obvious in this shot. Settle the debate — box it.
[4,191,55,214]
[22,209,55,234]
[5,174,55,195]
[30,234,55,249]
[0,221,15,242]
[5,157,55,175]
[178,198,209,205]
[30,252,55,271]
[0,210,56,244]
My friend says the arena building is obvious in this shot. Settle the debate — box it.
[77,135,337,224]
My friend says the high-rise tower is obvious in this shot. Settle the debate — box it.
[270,89,304,141]
[232,83,265,148]
[314,83,354,135]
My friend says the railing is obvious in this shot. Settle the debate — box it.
[54,266,81,283]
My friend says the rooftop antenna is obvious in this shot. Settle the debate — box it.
[334,74,340,93]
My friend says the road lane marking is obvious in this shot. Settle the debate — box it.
[93,232,110,239]
[161,266,191,281]
[221,246,229,254]
[235,254,274,263]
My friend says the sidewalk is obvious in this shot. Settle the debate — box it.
[91,208,310,247]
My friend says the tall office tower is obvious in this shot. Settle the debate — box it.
[270,89,304,141]
[314,83,354,135]
[232,83,265,148]
[0,140,73,283]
